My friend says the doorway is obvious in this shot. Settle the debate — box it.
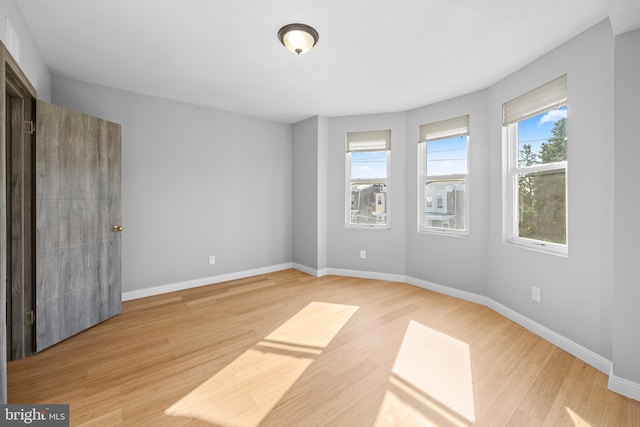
[4,66,36,361]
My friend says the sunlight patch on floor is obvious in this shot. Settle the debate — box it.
[165,302,358,427]
[566,406,593,427]
[375,320,475,426]
[375,380,430,427]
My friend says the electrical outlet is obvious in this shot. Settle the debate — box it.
[209,255,216,265]
[531,286,541,302]
[360,250,366,259]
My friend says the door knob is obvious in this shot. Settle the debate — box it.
[112,225,124,232]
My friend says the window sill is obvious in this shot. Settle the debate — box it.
[347,224,390,231]
[419,228,469,238]
[506,238,568,257]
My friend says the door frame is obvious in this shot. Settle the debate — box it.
[1,41,37,402]
[5,67,37,360]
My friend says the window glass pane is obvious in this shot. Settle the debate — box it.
[426,136,467,176]
[518,169,566,244]
[518,106,567,167]
[351,150,387,179]
[350,183,387,225]
[423,179,465,230]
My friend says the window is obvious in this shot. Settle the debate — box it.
[503,75,567,254]
[346,130,391,228]
[418,115,469,235]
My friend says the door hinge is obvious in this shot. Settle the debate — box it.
[23,120,35,135]
[25,310,34,325]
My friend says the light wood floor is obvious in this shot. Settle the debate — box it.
[8,269,640,426]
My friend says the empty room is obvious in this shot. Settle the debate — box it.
[1,0,640,426]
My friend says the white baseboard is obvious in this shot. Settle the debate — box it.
[405,276,490,306]
[121,262,293,301]
[291,263,326,277]
[325,268,406,283]
[608,372,640,402]
[486,299,612,375]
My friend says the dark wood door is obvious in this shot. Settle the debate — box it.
[35,101,122,351]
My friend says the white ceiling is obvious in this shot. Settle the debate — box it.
[16,0,632,123]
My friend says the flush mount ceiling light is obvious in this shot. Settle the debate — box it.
[278,23,319,55]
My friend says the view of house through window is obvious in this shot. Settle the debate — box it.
[418,115,469,235]
[504,75,568,253]
[346,130,390,228]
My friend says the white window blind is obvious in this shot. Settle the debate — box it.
[346,130,391,152]
[503,75,567,126]
[419,115,469,142]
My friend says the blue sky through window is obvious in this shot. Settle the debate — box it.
[517,105,567,160]
[426,136,467,176]
[351,150,387,179]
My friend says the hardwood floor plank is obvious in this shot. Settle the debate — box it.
[8,270,640,426]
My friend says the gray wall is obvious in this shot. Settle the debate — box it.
[487,20,614,358]
[292,117,319,270]
[317,116,328,271]
[613,28,640,384]
[405,91,489,294]
[52,76,292,293]
[327,113,406,275]
[291,116,328,273]
[0,0,51,100]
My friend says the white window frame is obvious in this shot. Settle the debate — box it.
[503,75,568,255]
[345,130,391,229]
[418,115,470,236]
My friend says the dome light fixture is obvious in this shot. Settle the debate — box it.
[278,23,319,55]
